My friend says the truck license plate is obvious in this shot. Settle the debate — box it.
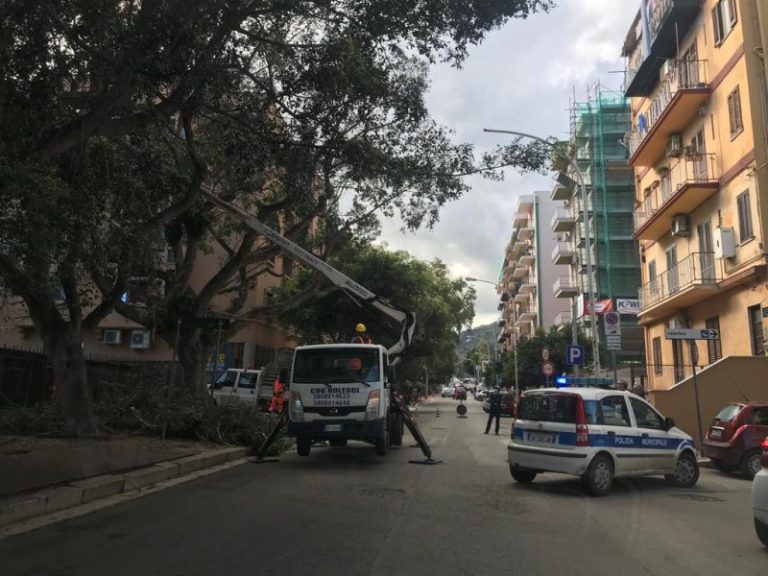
[324,424,343,432]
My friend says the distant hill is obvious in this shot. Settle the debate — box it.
[457,322,499,356]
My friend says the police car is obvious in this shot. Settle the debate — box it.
[508,388,699,496]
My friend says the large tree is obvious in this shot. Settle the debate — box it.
[272,239,475,385]
[0,0,553,433]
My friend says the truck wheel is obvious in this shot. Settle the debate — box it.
[329,439,347,447]
[297,437,311,457]
[389,412,403,446]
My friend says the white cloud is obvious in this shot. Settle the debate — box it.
[379,1,639,328]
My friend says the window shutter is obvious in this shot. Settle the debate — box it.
[712,6,722,44]
[727,0,737,25]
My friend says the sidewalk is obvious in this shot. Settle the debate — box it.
[0,435,248,527]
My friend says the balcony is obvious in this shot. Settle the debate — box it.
[514,290,529,304]
[551,207,576,233]
[518,220,535,241]
[554,311,573,326]
[628,59,710,167]
[551,184,572,201]
[520,276,537,294]
[625,0,702,97]
[552,242,575,265]
[634,153,720,240]
[515,306,537,326]
[638,252,722,321]
[518,250,535,267]
[512,237,530,255]
[513,211,529,226]
[553,276,579,299]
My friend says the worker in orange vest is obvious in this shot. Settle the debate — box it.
[269,369,288,414]
[351,323,373,344]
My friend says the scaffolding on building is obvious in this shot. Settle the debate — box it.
[567,85,643,363]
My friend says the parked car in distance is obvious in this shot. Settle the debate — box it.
[752,437,768,547]
[440,386,455,398]
[703,402,768,479]
[508,388,698,496]
[453,385,467,401]
[482,391,515,416]
[475,386,490,401]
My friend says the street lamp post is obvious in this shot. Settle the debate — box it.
[483,128,602,375]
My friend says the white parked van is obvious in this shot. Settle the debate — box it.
[210,369,267,405]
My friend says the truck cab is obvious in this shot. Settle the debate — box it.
[286,344,403,457]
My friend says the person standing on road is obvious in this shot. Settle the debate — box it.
[485,386,503,435]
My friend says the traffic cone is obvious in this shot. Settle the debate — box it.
[436,407,441,418]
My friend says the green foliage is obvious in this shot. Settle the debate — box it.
[498,326,595,389]
[273,239,475,384]
[0,402,65,435]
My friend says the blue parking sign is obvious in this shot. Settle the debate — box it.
[566,345,585,366]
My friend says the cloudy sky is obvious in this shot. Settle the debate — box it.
[378,0,640,327]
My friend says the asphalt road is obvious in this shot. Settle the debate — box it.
[2,398,766,576]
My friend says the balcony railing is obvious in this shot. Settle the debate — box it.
[634,153,720,239]
[639,252,719,309]
[554,311,573,326]
[552,242,575,265]
[628,59,709,162]
[551,207,576,232]
[553,276,579,298]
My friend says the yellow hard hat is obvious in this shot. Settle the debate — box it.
[355,323,367,333]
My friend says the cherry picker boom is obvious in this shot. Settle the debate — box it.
[202,192,436,463]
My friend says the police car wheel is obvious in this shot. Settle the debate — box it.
[666,451,699,487]
[755,518,768,547]
[582,454,613,497]
[296,437,311,457]
[741,449,762,480]
[510,468,537,484]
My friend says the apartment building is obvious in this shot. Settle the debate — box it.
[553,90,645,366]
[498,194,569,350]
[622,0,768,393]
[0,244,296,370]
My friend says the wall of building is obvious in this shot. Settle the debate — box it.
[535,195,571,328]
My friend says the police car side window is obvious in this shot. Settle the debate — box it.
[629,398,664,430]
[600,396,631,427]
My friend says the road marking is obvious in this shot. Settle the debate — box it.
[0,458,247,540]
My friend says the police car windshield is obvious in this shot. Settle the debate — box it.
[293,348,380,384]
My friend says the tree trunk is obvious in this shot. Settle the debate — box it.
[48,326,100,436]
[177,332,210,397]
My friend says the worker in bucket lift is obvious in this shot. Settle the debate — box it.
[351,322,374,344]
[268,369,288,415]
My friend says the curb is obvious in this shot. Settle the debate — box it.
[0,446,248,528]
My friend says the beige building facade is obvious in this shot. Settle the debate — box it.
[622,0,768,396]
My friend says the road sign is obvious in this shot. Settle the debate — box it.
[542,360,555,377]
[542,347,550,361]
[565,345,585,366]
[607,341,621,351]
[603,311,621,336]
[665,328,720,340]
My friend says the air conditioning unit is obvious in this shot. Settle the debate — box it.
[666,134,683,158]
[714,226,737,259]
[103,329,122,345]
[671,214,690,237]
[130,330,151,350]
[660,59,675,80]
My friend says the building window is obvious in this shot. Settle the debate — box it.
[705,316,722,363]
[737,191,754,242]
[727,86,743,137]
[672,339,685,383]
[652,337,663,375]
[712,0,737,45]
[748,305,765,356]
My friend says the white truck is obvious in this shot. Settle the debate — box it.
[202,191,432,461]
[287,344,404,456]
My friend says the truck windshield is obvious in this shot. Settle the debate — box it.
[293,348,381,383]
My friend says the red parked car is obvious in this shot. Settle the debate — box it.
[703,402,768,479]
